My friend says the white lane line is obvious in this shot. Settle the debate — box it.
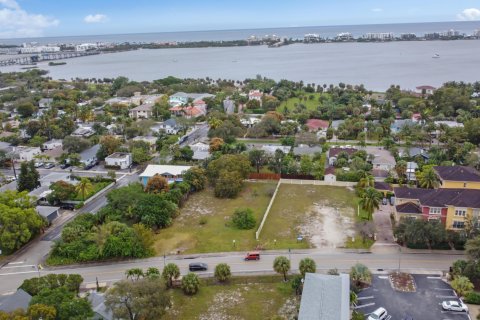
[436,295,457,299]
[1,264,35,269]
[428,276,442,279]
[0,271,38,276]
[357,296,374,300]
[6,262,25,265]
[354,303,375,309]
[378,276,388,279]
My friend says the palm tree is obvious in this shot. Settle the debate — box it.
[350,263,372,288]
[273,256,291,282]
[162,263,180,288]
[75,178,93,201]
[359,187,382,220]
[125,268,144,281]
[299,258,316,278]
[418,167,439,189]
[357,173,375,189]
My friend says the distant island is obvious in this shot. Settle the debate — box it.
[48,61,67,66]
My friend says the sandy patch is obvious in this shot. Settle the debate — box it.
[198,289,245,320]
[298,202,355,248]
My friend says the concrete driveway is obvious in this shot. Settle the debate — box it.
[372,204,398,253]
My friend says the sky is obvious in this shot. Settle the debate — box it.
[1,0,480,39]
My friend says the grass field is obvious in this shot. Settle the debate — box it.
[260,184,372,250]
[277,92,331,112]
[165,276,299,320]
[153,182,276,255]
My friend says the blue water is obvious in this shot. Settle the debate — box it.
[1,21,479,45]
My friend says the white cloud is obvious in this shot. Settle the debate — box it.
[84,14,108,23]
[0,0,58,38]
[456,8,480,21]
[372,8,383,13]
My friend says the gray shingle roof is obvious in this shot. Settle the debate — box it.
[298,273,350,320]
[0,289,32,312]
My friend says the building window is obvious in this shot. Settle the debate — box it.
[453,221,465,229]
[429,207,441,215]
[455,209,467,217]
[464,183,467,188]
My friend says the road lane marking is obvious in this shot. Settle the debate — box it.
[354,303,375,309]
[0,271,38,276]
[1,264,35,269]
[6,262,25,265]
[357,296,374,300]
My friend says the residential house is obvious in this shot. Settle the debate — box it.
[374,181,393,196]
[88,292,113,320]
[394,187,480,231]
[154,118,181,135]
[240,116,261,128]
[105,152,132,169]
[327,146,357,166]
[293,145,323,156]
[129,104,153,119]
[324,167,337,183]
[36,205,60,223]
[42,139,63,150]
[169,92,215,107]
[433,166,480,190]
[11,146,41,162]
[72,125,94,138]
[169,104,206,119]
[80,144,100,166]
[298,273,350,320]
[190,142,210,161]
[105,97,131,106]
[330,120,345,131]
[0,141,11,153]
[367,147,396,172]
[305,119,329,137]
[390,119,414,134]
[260,145,291,155]
[0,289,32,313]
[433,121,464,138]
[416,85,436,96]
[398,147,429,161]
[139,165,192,186]
[248,90,263,106]
[38,98,53,109]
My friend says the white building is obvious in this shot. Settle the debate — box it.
[75,43,98,52]
[105,152,132,169]
[363,33,394,41]
[336,32,353,41]
[140,165,192,186]
[42,139,63,150]
[248,90,263,105]
[20,46,60,54]
[11,146,41,162]
[304,34,321,42]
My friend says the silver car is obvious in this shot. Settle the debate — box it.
[442,300,468,312]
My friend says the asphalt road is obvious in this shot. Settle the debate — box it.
[179,123,209,147]
[0,250,463,296]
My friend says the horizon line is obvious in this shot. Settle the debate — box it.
[1,19,478,42]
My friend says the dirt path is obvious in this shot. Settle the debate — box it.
[299,203,355,248]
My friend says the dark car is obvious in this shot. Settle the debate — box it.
[188,262,208,271]
[60,163,70,169]
[60,203,75,210]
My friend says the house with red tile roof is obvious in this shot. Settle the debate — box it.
[305,119,329,133]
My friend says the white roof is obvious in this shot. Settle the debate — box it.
[140,165,192,177]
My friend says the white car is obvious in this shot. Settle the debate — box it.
[34,162,44,168]
[368,307,388,320]
[442,300,468,312]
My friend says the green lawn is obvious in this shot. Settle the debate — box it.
[260,184,373,250]
[153,182,276,255]
[164,276,298,320]
[71,181,111,201]
[277,92,331,112]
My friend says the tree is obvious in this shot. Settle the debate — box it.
[144,174,169,194]
[214,263,232,282]
[183,167,207,191]
[75,178,93,201]
[466,237,480,261]
[181,272,200,295]
[273,256,291,282]
[28,304,57,320]
[125,268,144,281]
[48,181,76,203]
[62,136,90,154]
[209,137,225,153]
[136,195,177,229]
[249,149,266,173]
[451,276,474,297]
[417,165,439,189]
[0,191,45,253]
[162,263,180,288]
[105,278,171,320]
[17,161,40,192]
[17,101,36,118]
[145,267,160,279]
[350,263,372,288]
[231,208,256,229]
[99,135,122,156]
[359,187,382,220]
[214,170,244,198]
[179,146,194,161]
[357,174,375,189]
[299,258,316,277]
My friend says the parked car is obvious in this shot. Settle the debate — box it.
[44,163,55,169]
[60,203,75,210]
[382,198,387,205]
[60,163,70,169]
[188,262,208,271]
[4,176,16,182]
[367,307,387,320]
[244,251,261,261]
[442,300,468,312]
[34,162,44,168]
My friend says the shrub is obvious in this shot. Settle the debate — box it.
[465,291,480,304]
[199,217,208,225]
[232,208,256,230]
[214,263,231,282]
[181,273,200,295]
[451,276,474,297]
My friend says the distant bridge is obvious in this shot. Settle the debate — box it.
[0,51,100,66]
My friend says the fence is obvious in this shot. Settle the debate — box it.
[248,172,280,180]
[255,180,281,240]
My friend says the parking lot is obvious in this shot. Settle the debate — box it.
[356,274,471,320]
